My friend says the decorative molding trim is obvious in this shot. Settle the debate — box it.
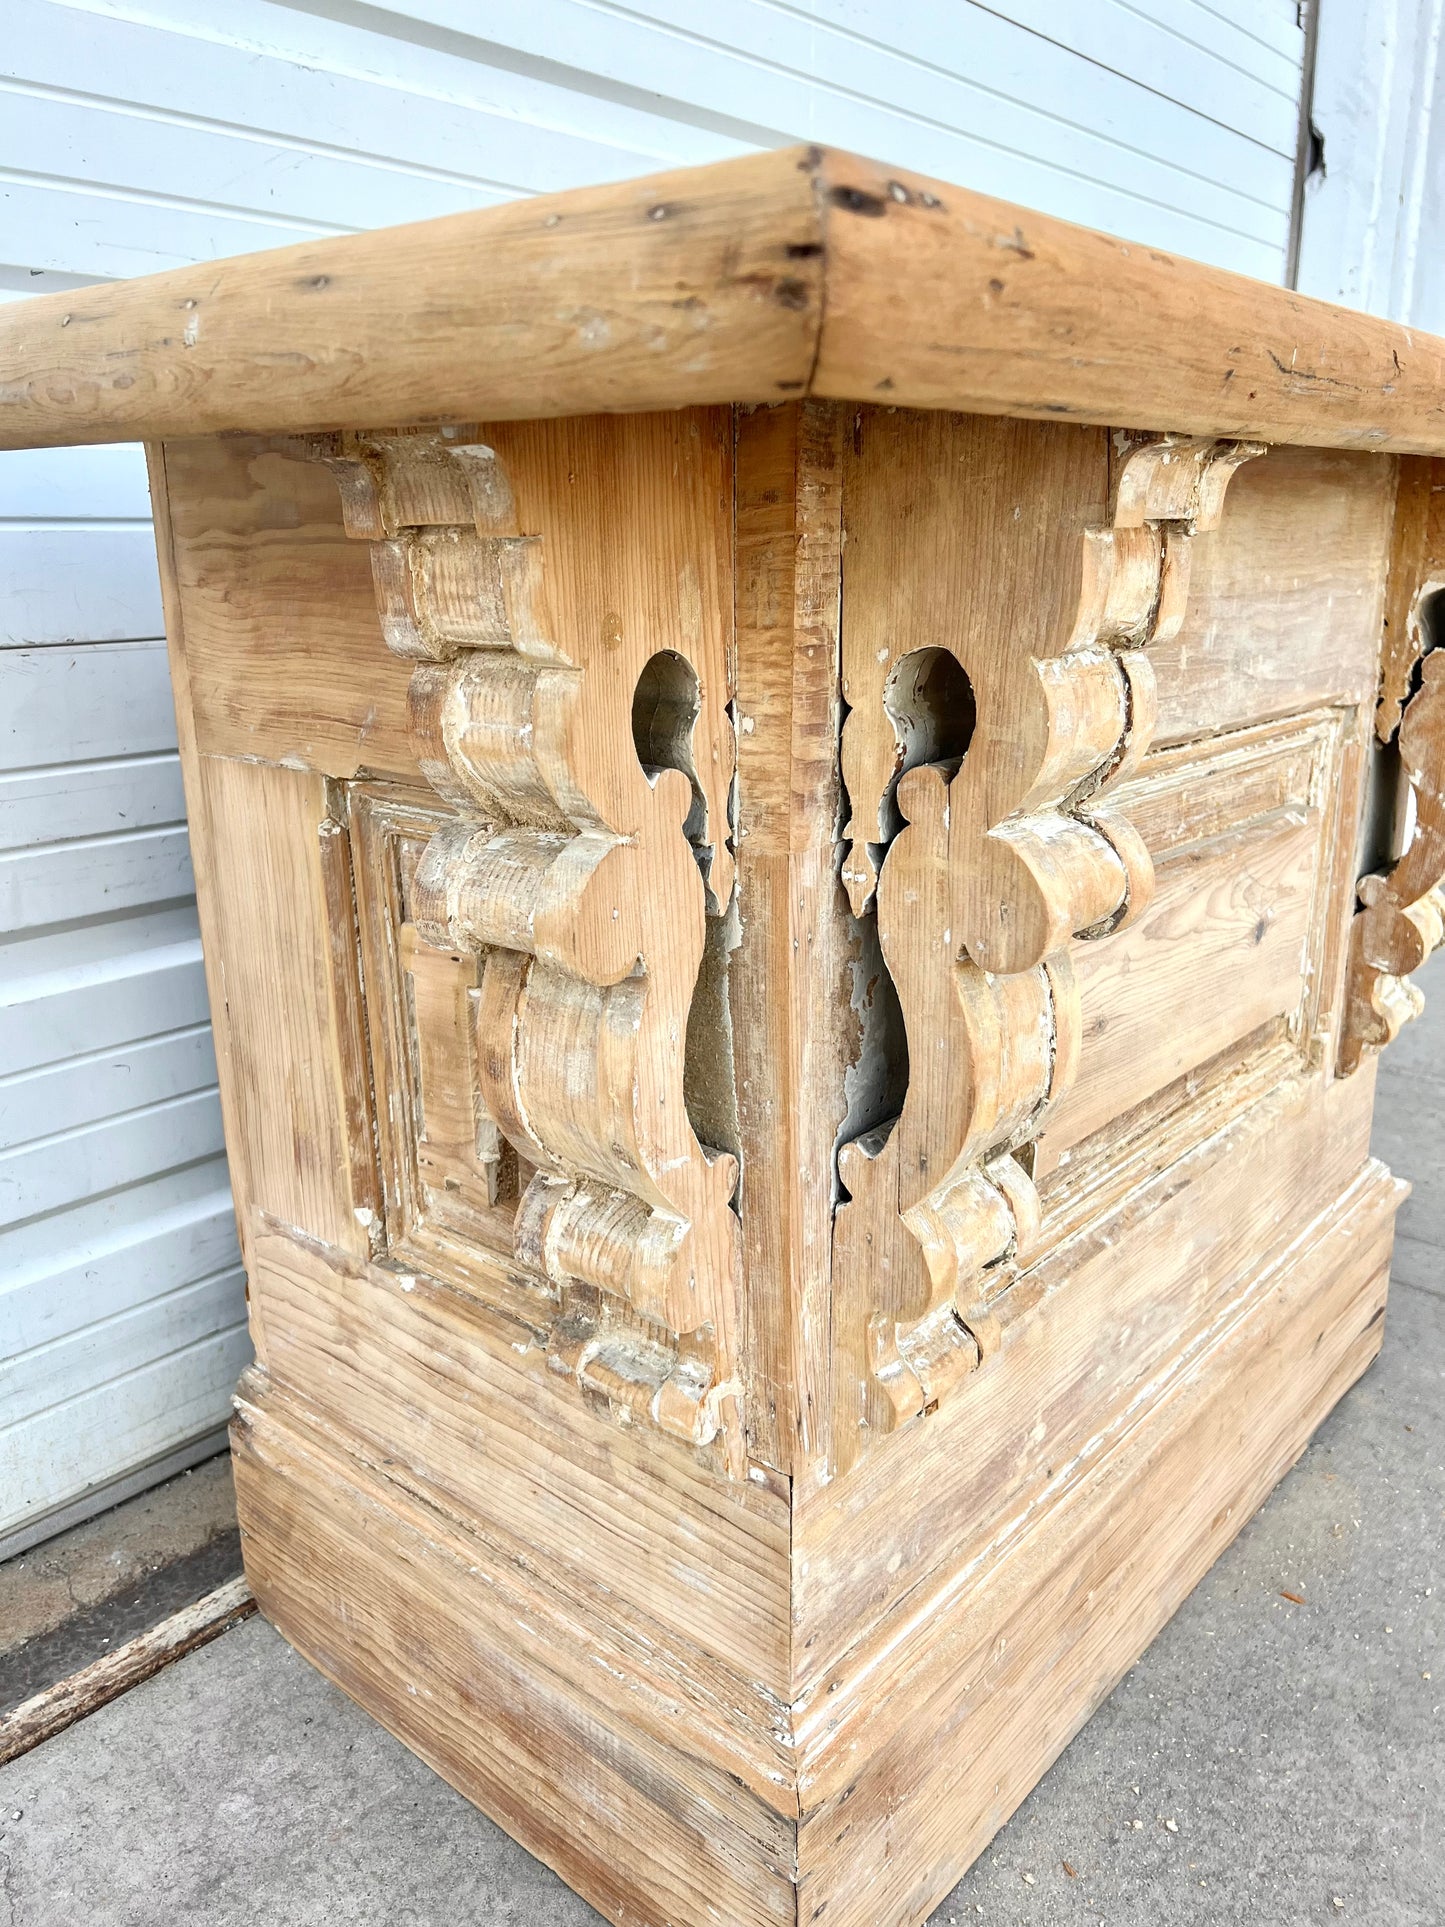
[310,428,744,1470]
[835,431,1263,1459]
[1340,650,1445,1074]
[1376,454,1445,743]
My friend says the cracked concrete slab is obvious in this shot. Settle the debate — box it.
[0,1456,241,1714]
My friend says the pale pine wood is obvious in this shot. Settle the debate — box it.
[232,1391,799,1927]
[195,754,379,1264]
[797,1058,1382,1679]
[1036,713,1346,1165]
[1151,442,1397,744]
[794,1165,1398,1927]
[0,151,822,450]
[830,409,1265,1459]
[242,1227,791,1705]
[1341,654,1445,1070]
[6,147,1445,454]
[1377,454,1445,742]
[151,395,1419,1926]
[731,402,850,1472]
[119,149,1445,1927]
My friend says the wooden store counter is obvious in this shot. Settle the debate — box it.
[5,145,1442,1926]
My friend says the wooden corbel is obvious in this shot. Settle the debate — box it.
[1340,650,1445,1075]
[306,428,746,1470]
[834,422,1262,1463]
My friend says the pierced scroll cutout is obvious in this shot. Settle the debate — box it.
[1376,455,1445,744]
[834,426,1263,1464]
[314,429,743,1470]
[1340,650,1445,1075]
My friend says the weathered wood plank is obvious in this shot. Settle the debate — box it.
[1151,443,1396,742]
[194,755,377,1259]
[234,1393,797,1927]
[794,1164,1398,1926]
[6,148,1445,454]
[245,1226,792,1701]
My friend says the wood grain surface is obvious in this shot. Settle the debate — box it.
[144,390,1428,1926]
[6,147,1445,452]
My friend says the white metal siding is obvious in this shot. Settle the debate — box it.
[1295,0,1445,332]
[0,0,1307,1550]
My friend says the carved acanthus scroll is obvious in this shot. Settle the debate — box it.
[1340,650,1445,1075]
[311,428,744,1469]
[833,422,1262,1461]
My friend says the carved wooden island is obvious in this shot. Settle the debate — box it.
[6,147,1443,1925]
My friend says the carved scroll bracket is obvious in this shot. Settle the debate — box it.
[834,424,1263,1462]
[1341,650,1445,1074]
[309,427,743,1471]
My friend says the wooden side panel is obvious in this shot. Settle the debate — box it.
[1040,821,1314,1159]
[234,1394,797,1927]
[795,1160,1398,1926]
[245,1225,793,1701]
[163,409,739,781]
[1035,713,1348,1166]
[798,1057,1380,1684]
[197,754,377,1261]
[1152,443,1395,742]
[164,436,415,778]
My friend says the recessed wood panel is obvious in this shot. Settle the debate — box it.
[197,754,378,1261]
[1036,714,1346,1168]
[1152,443,1396,742]
[796,1058,1380,1685]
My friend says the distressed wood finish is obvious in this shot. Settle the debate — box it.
[15,147,1441,1927]
[831,415,1264,1451]
[9,148,1445,454]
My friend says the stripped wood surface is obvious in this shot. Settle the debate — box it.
[5,146,1445,454]
[114,142,1443,1927]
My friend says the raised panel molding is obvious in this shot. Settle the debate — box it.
[1341,651,1445,1072]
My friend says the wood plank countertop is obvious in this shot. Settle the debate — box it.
[3,146,1445,455]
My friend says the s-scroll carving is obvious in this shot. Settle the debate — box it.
[1340,650,1445,1075]
[833,420,1262,1467]
[310,428,743,1470]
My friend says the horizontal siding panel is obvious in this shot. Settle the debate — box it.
[0,1322,252,1542]
[0,527,163,644]
[0,752,185,848]
[1025,0,1303,104]
[0,443,152,520]
[0,176,351,282]
[18,0,739,185]
[17,3,1295,279]
[0,1158,238,1342]
[0,1265,245,1423]
[0,1084,225,1225]
[0,1023,216,1150]
[0,89,509,237]
[1,641,176,769]
[0,905,207,1076]
[358,0,1290,263]
[741,0,1301,154]
[1150,0,1303,63]
[0,822,194,932]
